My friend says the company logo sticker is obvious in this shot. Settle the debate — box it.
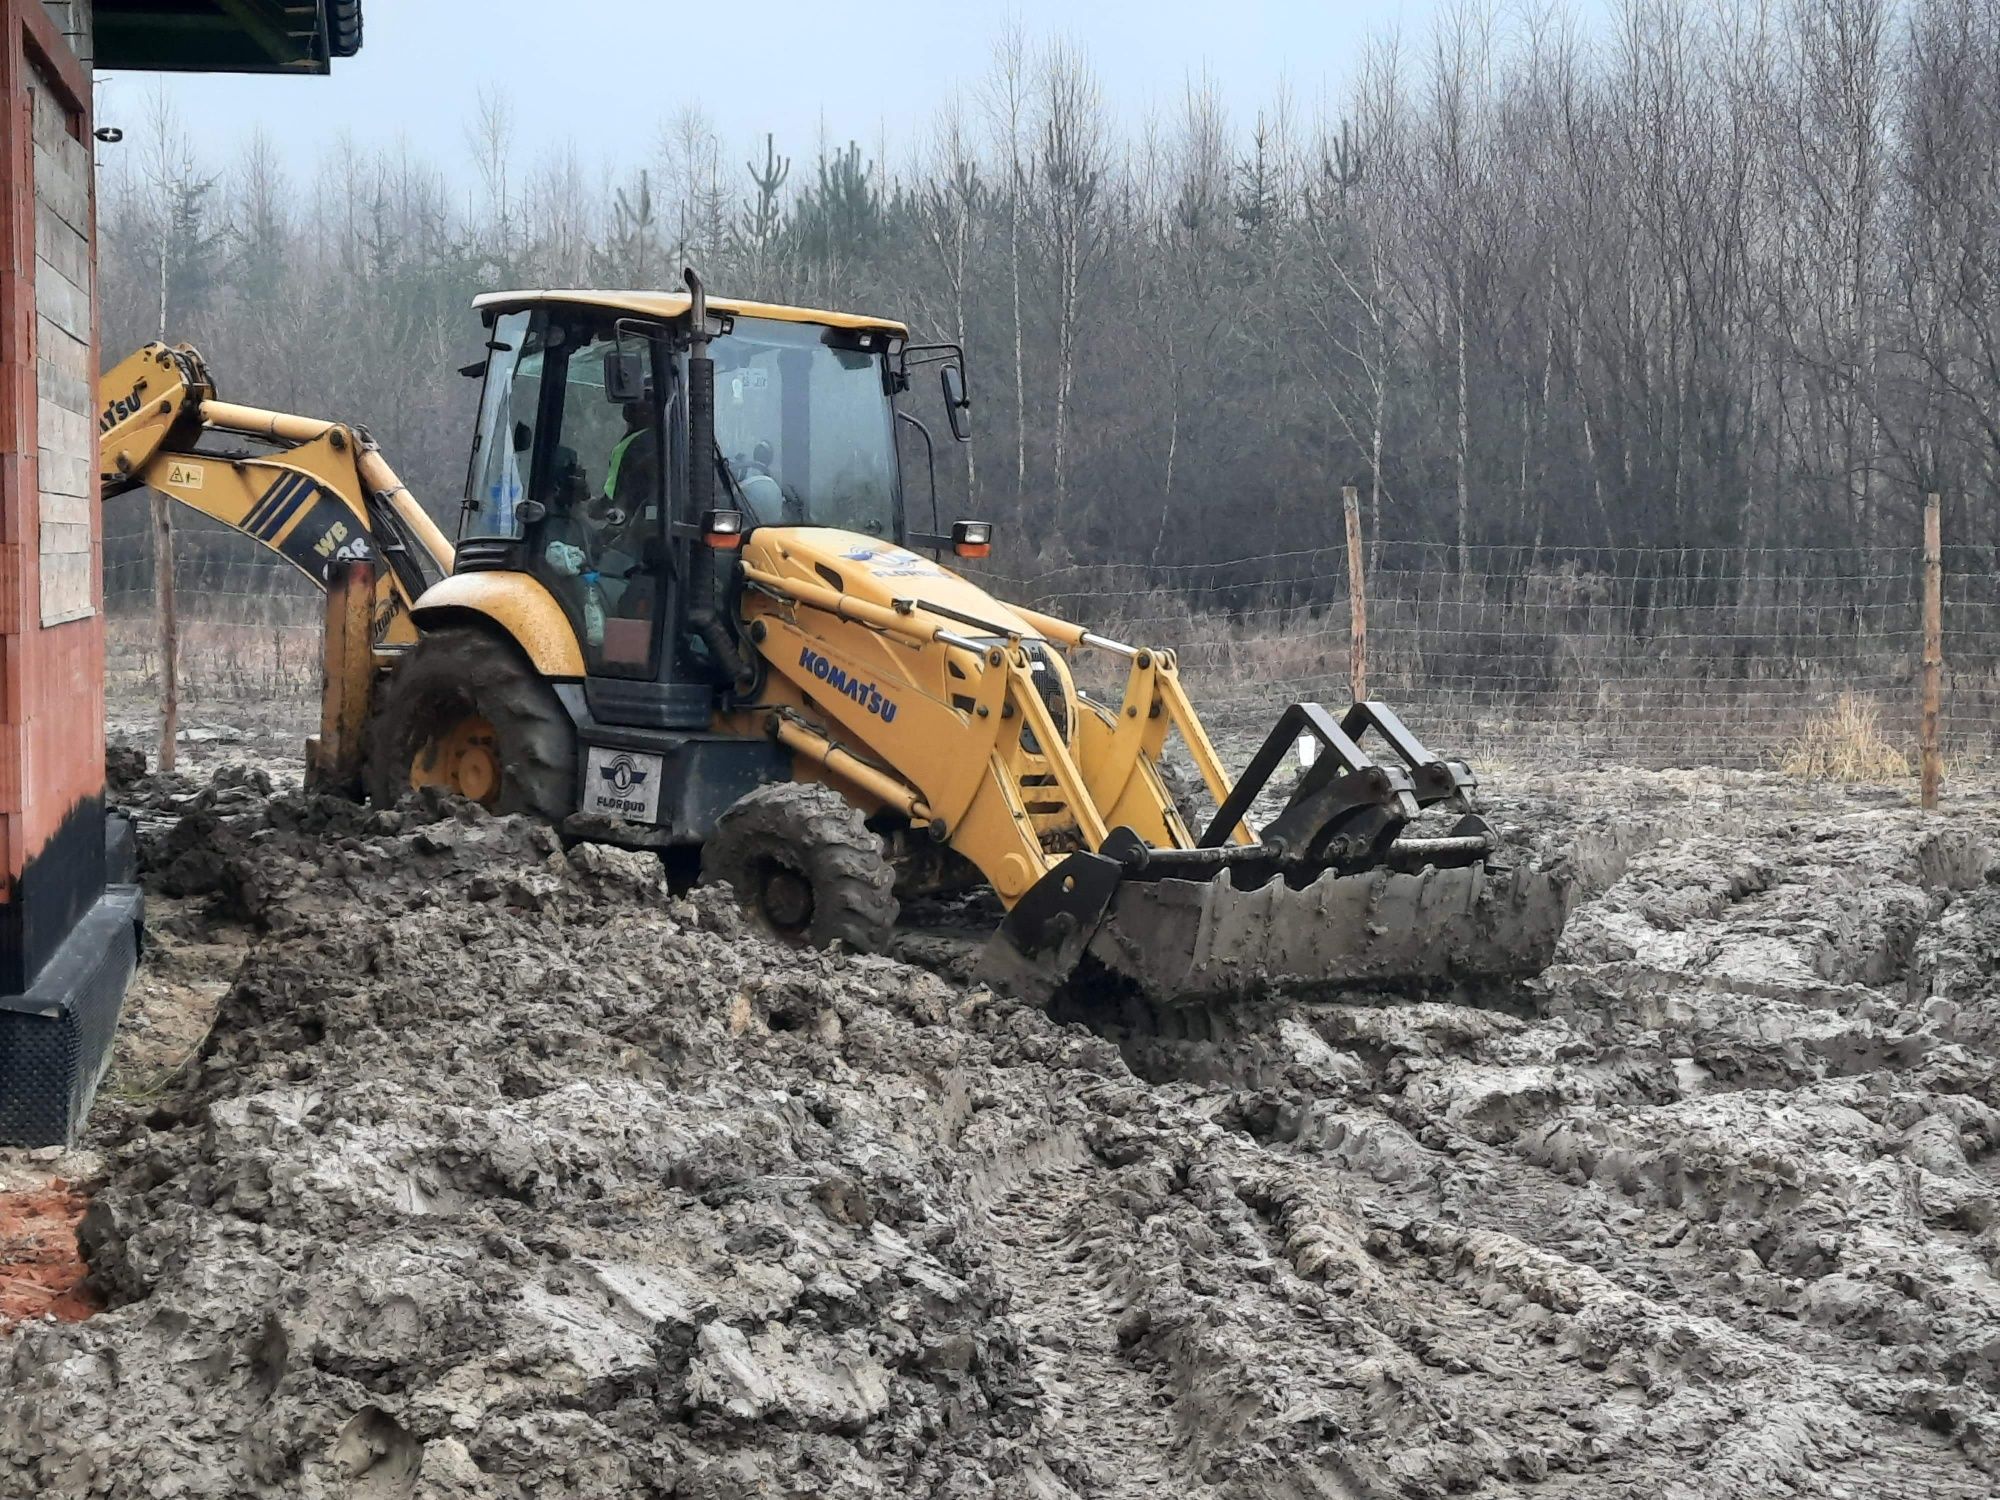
[312,517,371,565]
[599,754,650,794]
[799,647,899,722]
[99,381,147,433]
[583,746,665,822]
[839,542,943,580]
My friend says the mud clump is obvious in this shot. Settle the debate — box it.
[1,789,1096,1496]
[4,768,2000,1496]
[103,744,147,797]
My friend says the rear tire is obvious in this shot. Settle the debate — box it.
[702,783,898,952]
[366,625,576,819]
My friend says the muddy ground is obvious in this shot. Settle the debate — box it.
[1,751,1998,1498]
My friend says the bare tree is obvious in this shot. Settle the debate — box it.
[660,107,728,274]
[1147,75,1230,562]
[1409,2,1497,572]
[465,86,517,268]
[983,20,1034,495]
[1031,39,1110,509]
[525,141,593,285]
[916,97,984,501]
[1789,0,1893,540]
[1305,49,1404,570]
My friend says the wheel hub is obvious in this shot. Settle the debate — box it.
[410,715,502,807]
[757,861,815,936]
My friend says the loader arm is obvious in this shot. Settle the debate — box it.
[98,342,454,643]
[728,525,1568,1006]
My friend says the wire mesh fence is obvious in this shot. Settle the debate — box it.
[979,539,2000,771]
[104,501,322,731]
[103,492,2000,775]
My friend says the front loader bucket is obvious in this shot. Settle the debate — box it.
[977,698,1573,1008]
[1080,861,1569,1007]
[980,856,1570,1008]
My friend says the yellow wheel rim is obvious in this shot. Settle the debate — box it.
[409,715,502,807]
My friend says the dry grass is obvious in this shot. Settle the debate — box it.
[1778,692,1913,781]
[106,613,321,701]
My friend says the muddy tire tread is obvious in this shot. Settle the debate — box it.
[365,624,575,819]
[703,782,899,953]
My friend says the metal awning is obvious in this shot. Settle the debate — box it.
[93,0,362,74]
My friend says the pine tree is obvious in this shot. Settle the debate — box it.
[733,134,791,275]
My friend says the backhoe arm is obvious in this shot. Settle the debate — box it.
[98,342,454,646]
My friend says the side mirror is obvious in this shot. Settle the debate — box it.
[512,420,533,453]
[604,348,647,403]
[940,364,969,442]
[950,519,991,560]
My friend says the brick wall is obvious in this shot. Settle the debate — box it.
[1,0,105,990]
[31,75,89,627]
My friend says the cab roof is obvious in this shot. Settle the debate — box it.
[472,289,907,338]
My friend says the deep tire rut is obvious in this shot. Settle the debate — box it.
[982,1150,1204,1498]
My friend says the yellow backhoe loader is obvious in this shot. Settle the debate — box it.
[98,271,1568,1006]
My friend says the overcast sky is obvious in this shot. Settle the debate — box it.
[95,0,1481,178]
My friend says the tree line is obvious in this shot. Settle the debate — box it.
[98,0,2000,594]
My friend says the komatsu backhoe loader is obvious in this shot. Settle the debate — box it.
[98,271,1568,1005]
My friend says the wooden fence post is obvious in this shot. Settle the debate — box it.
[307,559,376,797]
[1344,485,1368,703]
[1921,492,1942,811]
[151,489,178,774]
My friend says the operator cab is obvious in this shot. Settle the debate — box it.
[455,288,932,729]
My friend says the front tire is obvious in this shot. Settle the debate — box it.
[366,625,576,818]
[702,783,898,952]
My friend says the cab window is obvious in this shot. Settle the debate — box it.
[712,317,900,540]
[461,309,539,542]
[528,323,667,677]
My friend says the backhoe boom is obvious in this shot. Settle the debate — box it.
[97,341,453,640]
